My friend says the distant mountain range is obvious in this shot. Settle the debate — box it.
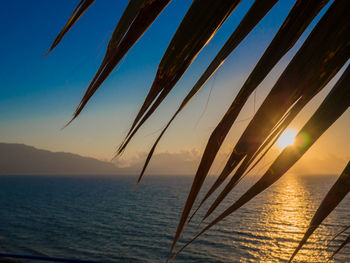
[0,143,202,176]
[0,143,120,175]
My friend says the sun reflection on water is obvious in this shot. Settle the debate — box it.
[238,174,337,262]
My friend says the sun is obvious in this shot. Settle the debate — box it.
[277,129,297,150]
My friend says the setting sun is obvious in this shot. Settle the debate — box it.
[277,129,297,150]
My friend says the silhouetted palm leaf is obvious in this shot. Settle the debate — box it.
[135,0,279,184]
[68,0,172,124]
[171,0,348,247]
[198,0,349,222]
[46,0,95,55]
[164,0,335,251]
[117,0,242,156]
[198,0,330,201]
[48,0,350,261]
[331,224,350,242]
[171,64,350,260]
[330,234,350,261]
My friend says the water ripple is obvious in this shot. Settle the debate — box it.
[0,174,349,262]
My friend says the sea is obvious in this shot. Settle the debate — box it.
[0,174,349,263]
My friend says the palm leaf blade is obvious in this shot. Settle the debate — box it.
[172,64,350,259]
[330,234,350,260]
[126,0,279,182]
[46,0,95,55]
[69,0,172,123]
[201,0,350,219]
[175,0,332,224]
[117,0,242,156]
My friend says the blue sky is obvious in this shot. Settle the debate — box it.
[0,0,348,174]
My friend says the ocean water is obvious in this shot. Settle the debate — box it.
[0,174,349,263]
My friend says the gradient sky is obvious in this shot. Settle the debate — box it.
[0,0,348,174]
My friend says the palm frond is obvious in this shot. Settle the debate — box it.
[48,0,350,261]
[169,0,347,249]
[68,0,172,124]
[198,0,349,221]
[117,0,242,156]
[134,0,279,186]
[172,64,350,260]
[330,234,350,261]
[192,98,304,221]
[331,224,350,242]
[46,0,95,55]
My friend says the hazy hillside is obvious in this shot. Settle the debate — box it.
[0,143,118,175]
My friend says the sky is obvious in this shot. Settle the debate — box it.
[0,0,349,175]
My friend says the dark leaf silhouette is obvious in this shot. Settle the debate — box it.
[166,0,332,238]
[172,63,350,260]
[46,0,95,55]
[48,0,350,261]
[117,0,242,156]
[198,0,349,221]
[331,225,350,242]
[165,0,334,252]
[330,234,350,261]
[135,0,279,184]
[196,0,330,202]
[68,0,172,124]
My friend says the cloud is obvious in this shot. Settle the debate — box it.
[114,148,202,175]
[114,148,349,176]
